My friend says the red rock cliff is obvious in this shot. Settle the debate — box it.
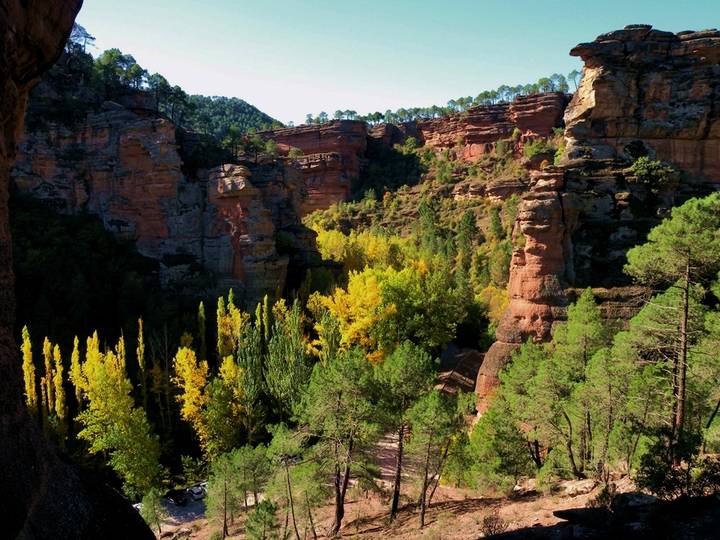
[0,1,153,537]
[259,120,367,214]
[13,100,320,305]
[414,92,568,161]
[476,25,720,410]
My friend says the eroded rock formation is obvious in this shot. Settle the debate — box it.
[477,25,720,409]
[259,120,367,213]
[13,94,320,304]
[0,0,153,537]
[414,92,569,161]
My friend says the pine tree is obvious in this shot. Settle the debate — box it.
[375,341,435,520]
[625,193,720,459]
[20,326,37,415]
[140,488,167,536]
[298,347,379,535]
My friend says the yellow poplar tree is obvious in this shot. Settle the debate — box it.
[69,336,83,406]
[116,334,126,371]
[172,346,210,452]
[20,326,37,415]
[42,337,55,415]
[40,376,48,431]
[53,344,67,438]
[136,318,147,409]
[77,338,160,497]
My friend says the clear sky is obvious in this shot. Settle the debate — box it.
[76,0,717,125]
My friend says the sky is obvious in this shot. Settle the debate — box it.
[76,0,718,125]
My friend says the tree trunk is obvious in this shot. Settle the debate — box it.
[673,263,690,465]
[703,398,720,454]
[330,437,354,536]
[285,461,301,540]
[419,435,433,528]
[306,493,318,540]
[389,423,405,521]
[222,478,228,539]
[562,410,583,479]
[428,438,451,506]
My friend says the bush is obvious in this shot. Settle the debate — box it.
[481,512,509,536]
[288,146,304,157]
[523,139,555,159]
[628,156,676,192]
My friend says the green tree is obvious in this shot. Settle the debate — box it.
[207,452,242,539]
[298,347,379,536]
[407,389,471,528]
[76,342,161,498]
[375,341,435,520]
[140,488,167,536]
[625,193,720,459]
[265,301,310,418]
[245,500,280,540]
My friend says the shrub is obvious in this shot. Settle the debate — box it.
[628,156,676,192]
[523,139,555,159]
[481,512,509,536]
[288,146,304,157]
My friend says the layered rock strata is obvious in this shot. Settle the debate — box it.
[414,92,569,161]
[13,102,319,304]
[477,25,720,409]
[259,120,367,213]
[0,0,153,537]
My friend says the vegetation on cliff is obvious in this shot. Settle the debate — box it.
[31,24,279,138]
[303,71,579,125]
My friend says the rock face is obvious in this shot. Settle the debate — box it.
[477,25,720,409]
[565,25,720,179]
[259,120,367,214]
[13,98,319,305]
[0,0,153,537]
[414,93,568,161]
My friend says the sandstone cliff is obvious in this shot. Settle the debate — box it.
[0,1,153,537]
[13,92,320,305]
[477,25,720,408]
[414,92,569,161]
[259,120,367,214]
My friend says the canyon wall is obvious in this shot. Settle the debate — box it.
[259,120,367,214]
[414,92,569,161]
[476,25,720,408]
[13,97,320,305]
[0,0,153,537]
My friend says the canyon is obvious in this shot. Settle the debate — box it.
[8,21,720,413]
[478,25,720,406]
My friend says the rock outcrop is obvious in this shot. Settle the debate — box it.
[414,93,568,161]
[477,25,720,409]
[565,25,720,179]
[0,0,153,537]
[259,120,367,214]
[13,95,320,305]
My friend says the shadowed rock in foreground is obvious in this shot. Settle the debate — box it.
[0,1,152,537]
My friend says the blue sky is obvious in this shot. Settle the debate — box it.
[76,0,717,124]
